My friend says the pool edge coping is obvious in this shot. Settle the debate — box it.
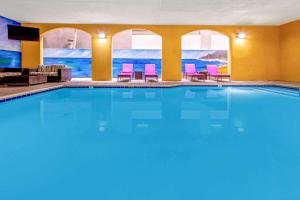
[1,82,300,103]
[0,85,65,103]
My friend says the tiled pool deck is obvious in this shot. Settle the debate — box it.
[1,80,300,102]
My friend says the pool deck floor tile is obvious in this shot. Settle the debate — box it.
[0,83,64,101]
[1,80,300,101]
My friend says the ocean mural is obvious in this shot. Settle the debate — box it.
[113,50,227,78]
[0,16,21,68]
[44,48,92,78]
[44,48,228,78]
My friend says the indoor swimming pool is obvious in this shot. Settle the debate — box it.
[0,86,299,200]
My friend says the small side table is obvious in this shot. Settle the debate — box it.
[198,71,208,80]
[135,71,143,80]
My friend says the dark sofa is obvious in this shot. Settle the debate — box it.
[0,68,47,86]
[0,67,23,77]
[0,68,23,85]
[30,64,72,82]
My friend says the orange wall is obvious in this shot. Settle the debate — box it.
[280,20,300,82]
[21,23,281,81]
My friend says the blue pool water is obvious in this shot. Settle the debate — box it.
[1,86,300,200]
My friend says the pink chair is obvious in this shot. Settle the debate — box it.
[184,64,205,81]
[144,64,158,82]
[207,65,230,81]
[118,64,133,81]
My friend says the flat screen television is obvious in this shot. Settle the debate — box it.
[7,25,40,41]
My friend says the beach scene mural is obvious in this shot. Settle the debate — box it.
[43,28,92,78]
[181,50,228,73]
[112,29,163,78]
[44,48,92,78]
[112,29,228,78]
[112,50,227,78]
[181,30,229,73]
[44,29,229,78]
[0,16,21,68]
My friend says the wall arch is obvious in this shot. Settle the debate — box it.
[112,28,162,38]
[40,26,92,37]
[180,28,231,38]
[112,29,162,80]
[181,29,232,79]
[42,27,92,78]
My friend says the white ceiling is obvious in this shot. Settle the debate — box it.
[1,0,300,25]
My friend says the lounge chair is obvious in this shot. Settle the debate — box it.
[117,64,133,82]
[144,64,158,82]
[184,64,206,81]
[207,65,230,81]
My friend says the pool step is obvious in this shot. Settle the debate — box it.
[255,87,300,97]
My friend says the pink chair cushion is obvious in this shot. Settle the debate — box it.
[145,64,157,75]
[145,64,156,74]
[145,73,158,76]
[122,64,133,73]
[207,65,218,75]
[185,64,196,74]
[207,65,230,77]
[119,72,132,76]
[186,72,200,75]
[210,73,230,77]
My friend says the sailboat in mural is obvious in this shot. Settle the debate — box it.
[67,29,78,49]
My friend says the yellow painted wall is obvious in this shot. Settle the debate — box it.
[21,23,281,81]
[21,39,43,68]
[280,20,300,82]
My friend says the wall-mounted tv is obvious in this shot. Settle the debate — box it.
[7,25,40,41]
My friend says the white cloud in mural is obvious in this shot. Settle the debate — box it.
[0,16,21,52]
[44,48,92,58]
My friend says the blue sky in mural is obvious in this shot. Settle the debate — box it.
[44,48,226,60]
[44,48,227,78]
[0,16,21,68]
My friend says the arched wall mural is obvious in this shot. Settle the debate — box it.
[181,30,230,76]
[43,28,92,78]
[112,29,162,78]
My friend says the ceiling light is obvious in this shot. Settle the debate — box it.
[98,33,107,39]
[237,32,247,39]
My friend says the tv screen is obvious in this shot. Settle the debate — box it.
[7,25,40,41]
